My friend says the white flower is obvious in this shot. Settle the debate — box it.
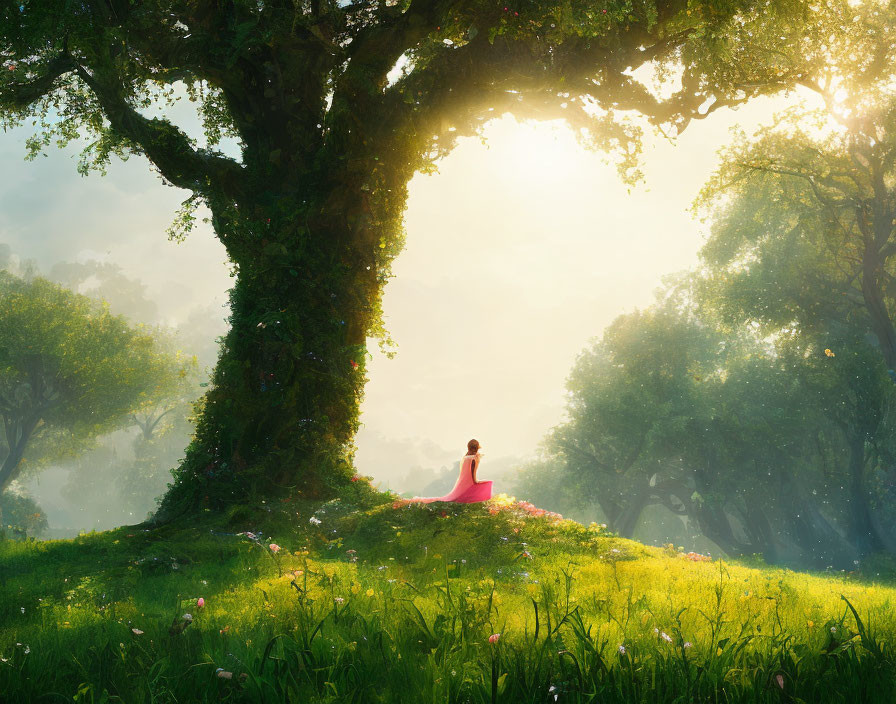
[334,597,344,603]
[684,642,692,648]
[20,607,24,614]
[618,644,626,654]
[309,517,322,525]
[23,645,30,654]
[182,613,193,622]
[131,628,144,635]
[830,626,837,633]
[660,632,672,643]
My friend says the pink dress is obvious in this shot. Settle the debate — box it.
[410,454,493,504]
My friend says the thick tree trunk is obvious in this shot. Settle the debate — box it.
[151,185,381,522]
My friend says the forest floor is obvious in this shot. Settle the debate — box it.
[1,483,895,703]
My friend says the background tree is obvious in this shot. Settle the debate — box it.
[535,268,894,568]
[696,0,896,371]
[0,271,181,509]
[0,0,819,522]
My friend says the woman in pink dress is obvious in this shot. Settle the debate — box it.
[410,439,493,504]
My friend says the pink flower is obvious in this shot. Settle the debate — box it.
[488,633,501,644]
[197,597,205,608]
[269,543,281,553]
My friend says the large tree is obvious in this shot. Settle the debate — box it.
[0,271,178,501]
[696,0,896,370]
[0,0,818,522]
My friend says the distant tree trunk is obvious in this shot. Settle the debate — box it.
[0,414,41,494]
[859,218,896,370]
[846,436,886,555]
[780,471,855,569]
[614,488,652,538]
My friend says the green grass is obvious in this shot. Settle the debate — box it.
[2,486,895,703]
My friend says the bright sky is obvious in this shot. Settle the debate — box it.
[0,81,813,490]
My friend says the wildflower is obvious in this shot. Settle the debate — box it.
[269,543,281,553]
[618,644,626,654]
[660,632,672,643]
[197,597,205,608]
[488,633,501,644]
[683,642,692,648]
[807,620,814,628]
[335,597,345,603]
[245,532,257,540]
[20,607,24,614]
[183,613,193,622]
[201,580,208,585]
[309,517,322,525]
[24,645,30,654]
[132,628,144,635]
[611,548,620,554]
[830,626,837,633]
[366,589,375,597]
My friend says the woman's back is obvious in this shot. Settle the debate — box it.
[409,453,492,504]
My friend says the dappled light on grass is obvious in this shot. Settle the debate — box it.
[1,492,895,702]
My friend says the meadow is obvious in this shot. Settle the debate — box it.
[2,483,895,703]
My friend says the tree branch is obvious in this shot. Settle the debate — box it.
[72,62,246,202]
[0,52,80,113]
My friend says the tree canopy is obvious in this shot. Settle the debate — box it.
[0,271,182,497]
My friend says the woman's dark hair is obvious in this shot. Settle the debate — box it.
[467,439,480,455]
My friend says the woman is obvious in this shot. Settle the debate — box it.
[410,439,493,504]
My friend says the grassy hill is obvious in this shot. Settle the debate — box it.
[2,483,895,703]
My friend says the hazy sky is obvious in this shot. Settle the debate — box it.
[0,83,811,490]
